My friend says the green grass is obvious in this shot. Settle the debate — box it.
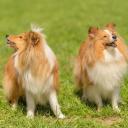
[1,0,128,127]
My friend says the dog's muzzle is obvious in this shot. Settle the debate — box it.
[106,35,117,47]
[6,36,15,47]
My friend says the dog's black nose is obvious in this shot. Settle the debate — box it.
[5,34,9,38]
[112,35,117,40]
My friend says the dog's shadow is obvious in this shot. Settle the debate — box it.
[18,98,54,117]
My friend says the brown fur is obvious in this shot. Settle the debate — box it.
[3,55,24,104]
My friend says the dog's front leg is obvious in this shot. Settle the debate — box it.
[111,87,120,112]
[48,90,65,119]
[26,91,35,118]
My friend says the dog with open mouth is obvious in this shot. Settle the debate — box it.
[3,26,65,119]
[74,23,128,112]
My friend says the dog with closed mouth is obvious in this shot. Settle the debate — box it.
[74,23,128,112]
[3,26,65,119]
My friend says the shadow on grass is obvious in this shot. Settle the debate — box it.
[17,98,54,117]
[74,89,111,110]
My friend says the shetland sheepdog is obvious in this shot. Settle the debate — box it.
[74,23,128,112]
[3,26,65,118]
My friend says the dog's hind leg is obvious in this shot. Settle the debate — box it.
[3,77,19,110]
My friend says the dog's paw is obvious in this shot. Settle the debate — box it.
[97,107,102,112]
[81,95,87,102]
[11,103,17,110]
[26,111,34,119]
[57,114,65,119]
[113,107,121,113]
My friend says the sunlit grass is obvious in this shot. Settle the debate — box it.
[0,0,128,127]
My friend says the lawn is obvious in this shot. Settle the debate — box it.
[0,0,128,127]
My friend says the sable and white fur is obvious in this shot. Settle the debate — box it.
[74,23,128,112]
[4,26,64,118]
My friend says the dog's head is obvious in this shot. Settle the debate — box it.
[88,23,117,48]
[6,31,41,51]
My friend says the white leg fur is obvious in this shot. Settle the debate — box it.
[11,102,17,110]
[111,87,120,112]
[26,91,35,118]
[84,86,103,111]
[82,86,88,101]
[49,90,65,119]
[95,95,103,111]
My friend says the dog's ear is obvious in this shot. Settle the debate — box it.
[106,23,116,30]
[88,27,98,38]
[28,31,40,46]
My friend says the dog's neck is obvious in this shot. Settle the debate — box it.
[15,42,45,70]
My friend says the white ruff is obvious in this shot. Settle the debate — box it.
[86,48,127,100]
[24,70,53,104]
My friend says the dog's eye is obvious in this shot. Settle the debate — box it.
[19,36,23,39]
[104,35,107,38]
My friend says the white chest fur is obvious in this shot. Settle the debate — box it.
[87,48,127,92]
[23,70,53,104]
[23,42,56,104]
[104,48,123,62]
[14,54,22,74]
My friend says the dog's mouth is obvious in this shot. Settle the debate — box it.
[105,41,117,48]
[6,39,16,47]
